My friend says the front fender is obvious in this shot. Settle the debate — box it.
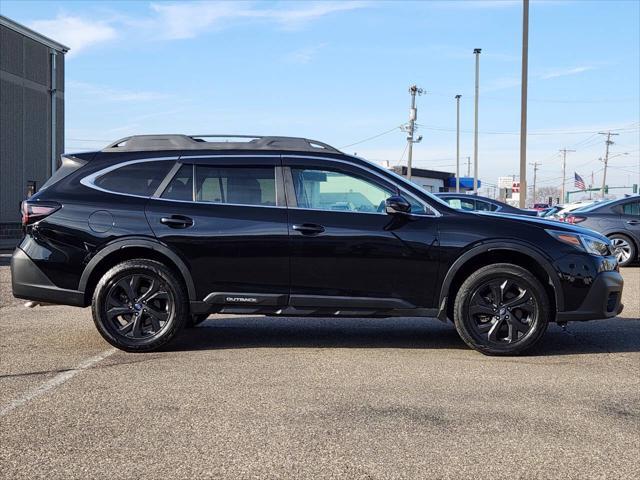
[436,240,563,320]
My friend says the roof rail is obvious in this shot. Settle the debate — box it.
[101,134,342,154]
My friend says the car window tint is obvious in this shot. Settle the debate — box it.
[475,200,492,211]
[622,201,640,216]
[162,164,193,201]
[446,197,474,211]
[196,166,276,206]
[94,161,173,197]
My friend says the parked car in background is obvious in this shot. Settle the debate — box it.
[538,205,563,217]
[564,195,640,266]
[553,200,599,220]
[532,203,550,211]
[435,193,538,216]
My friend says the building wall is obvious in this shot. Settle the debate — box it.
[0,23,64,234]
[410,177,445,193]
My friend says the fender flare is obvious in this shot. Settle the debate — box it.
[78,237,197,301]
[437,240,564,319]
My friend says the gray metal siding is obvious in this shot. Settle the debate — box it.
[0,23,64,225]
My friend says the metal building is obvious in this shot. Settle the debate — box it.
[0,15,68,246]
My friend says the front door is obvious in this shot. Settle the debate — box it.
[145,156,289,305]
[283,157,440,310]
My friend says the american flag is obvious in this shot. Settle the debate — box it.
[574,172,586,190]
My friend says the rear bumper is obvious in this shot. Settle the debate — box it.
[556,271,624,322]
[11,248,85,307]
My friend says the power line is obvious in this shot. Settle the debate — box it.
[340,125,404,149]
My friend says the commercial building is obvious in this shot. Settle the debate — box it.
[0,15,68,246]
[391,166,480,193]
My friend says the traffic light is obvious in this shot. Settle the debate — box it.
[634,184,638,194]
[604,185,609,194]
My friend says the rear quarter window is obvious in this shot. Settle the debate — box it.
[93,161,174,197]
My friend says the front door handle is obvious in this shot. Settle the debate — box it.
[292,223,325,235]
[626,220,639,225]
[160,215,193,229]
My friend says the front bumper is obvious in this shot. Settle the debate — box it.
[11,248,85,307]
[556,271,624,322]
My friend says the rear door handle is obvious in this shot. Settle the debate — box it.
[292,223,325,235]
[626,220,639,225]
[160,215,193,229]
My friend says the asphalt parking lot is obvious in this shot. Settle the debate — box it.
[0,252,638,479]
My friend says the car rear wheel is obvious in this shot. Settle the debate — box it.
[92,259,188,352]
[608,234,636,267]
[453,263,550,355]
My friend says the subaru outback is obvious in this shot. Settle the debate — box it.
[11,135,624,355]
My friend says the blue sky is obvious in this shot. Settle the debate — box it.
[2,0,639,194]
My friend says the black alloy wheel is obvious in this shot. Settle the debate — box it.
[454,263,550,355]
[92,259,188,352]
[105,274,173,339]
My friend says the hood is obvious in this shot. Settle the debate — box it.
[474,211,610,242]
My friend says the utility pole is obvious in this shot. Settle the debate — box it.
[559,148,575,203]
[599,131,619,198]
[455,94,461,192]
[518,0,529,208]
[473,48,481,193]
[405,85,424,181]
[529,161,540,204]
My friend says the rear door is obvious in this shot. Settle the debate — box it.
[620,199,640,245]
[145,155,289,305]
[282,156,440,310]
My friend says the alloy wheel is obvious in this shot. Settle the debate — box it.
[467,278,538,345]
[610,237,632,264]
[105,274,174,340]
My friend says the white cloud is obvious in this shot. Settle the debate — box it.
[68,81,169,102]
[29,15,117,57]
[539,66,596,80]
[285,43,328,64]
[149,1,368,39]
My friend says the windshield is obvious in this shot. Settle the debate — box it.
[362,158,452,208]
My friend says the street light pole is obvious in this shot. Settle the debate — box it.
[518,0,529,208]
[455,94,461,192]
[473,48,481,194]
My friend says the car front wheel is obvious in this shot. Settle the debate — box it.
[92,259,188,352]
[453,263,550,355]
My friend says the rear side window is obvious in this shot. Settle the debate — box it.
[475,200,493,211]
[161,165,276,206]
[622,201,640,216]
[94,161,173,197]
[446,197,474,211]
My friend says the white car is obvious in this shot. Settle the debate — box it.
[552,200,599,220]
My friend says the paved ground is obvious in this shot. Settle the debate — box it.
[0,251,638,479]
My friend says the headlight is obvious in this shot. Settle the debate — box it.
[546,230,611,256]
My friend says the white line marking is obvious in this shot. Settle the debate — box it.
[0,348,116,417]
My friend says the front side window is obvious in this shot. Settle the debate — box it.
[291,167,426,214]
[94,161,173,197]
[161,165,276,206]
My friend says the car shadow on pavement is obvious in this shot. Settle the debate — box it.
[165,316,640,356]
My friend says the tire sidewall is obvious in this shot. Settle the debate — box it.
[454,264,550,355]
[92,260,188,352]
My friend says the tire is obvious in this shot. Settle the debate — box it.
[453,263,550,356]
[608,233,636,267]
[187,314,209,328]
[91,259,189,352]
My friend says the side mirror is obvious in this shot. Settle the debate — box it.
[385,195,411,215]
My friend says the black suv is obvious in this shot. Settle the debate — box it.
[11,135,624,355]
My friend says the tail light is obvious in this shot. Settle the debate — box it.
[21,201,61,226]
[566,215,586,224]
